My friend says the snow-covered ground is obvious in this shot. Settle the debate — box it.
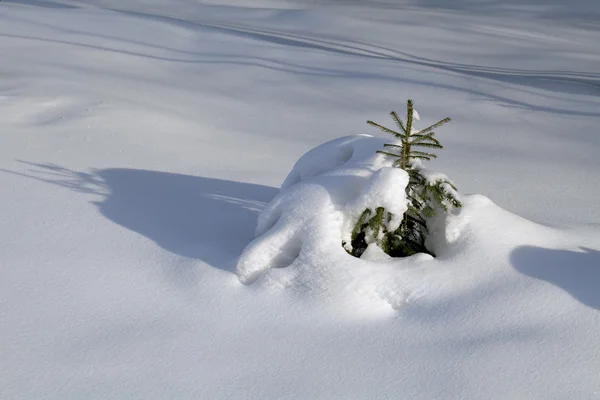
[1,0,599,398]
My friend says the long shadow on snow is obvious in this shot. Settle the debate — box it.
[3,0,79,9]
[4,162,277,274]
[4,31,599,120]
[405,0,600,21]
[511,246,600,310]
[5,6,600,117]
[109,8,600,98]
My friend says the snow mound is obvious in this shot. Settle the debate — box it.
[343,166,409,247]
[236,135,466,309]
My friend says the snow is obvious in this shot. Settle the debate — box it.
[237,135,460,306]
[238,134,391,284]
[346,166,409,233]
[412,108,420,121]
[1,0,600,398]
[237,135,415,294]
[410,159,462,210]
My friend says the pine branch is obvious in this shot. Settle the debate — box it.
[410,150,438,158]
[405,214,428,230]
[367,120,404,138]
[377,150,401,158]
[399,236,428,252]
[403,100,414,170]
[415,117,451,135]
[441,180,458,191]
[410,133,437,141]
[406,202,420,213]
[411,136,441,146]
[368,207,387,236]
[410,142,443,149]
[409,155,435,161]
[407,169,425,182]
[351,209,371,242]
[383,143,404,150]
[390,111,406,133]
[421,204,435,218]
[410,133,436,139]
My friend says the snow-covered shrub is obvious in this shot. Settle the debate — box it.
[236,101,462,287]
[236,135,392,285]
[346,100,461,258]
[343,167,409,257]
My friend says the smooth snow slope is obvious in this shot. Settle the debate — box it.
[1,1,599,399]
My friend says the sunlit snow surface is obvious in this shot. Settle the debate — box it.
[1,0,600,398]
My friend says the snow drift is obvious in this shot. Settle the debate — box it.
[236,134,600,318]
[2,1,600,398]
[236,134,471,307]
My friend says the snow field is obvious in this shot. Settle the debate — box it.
[1,0,600,398]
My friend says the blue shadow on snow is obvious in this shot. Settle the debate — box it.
[511,246,600,310]
[3,162,278,275]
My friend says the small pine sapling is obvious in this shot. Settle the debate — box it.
[348,99,462,258]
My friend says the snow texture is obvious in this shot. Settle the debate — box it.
[1,0,600,399]
[238,135,389,283]
[238,135,429,291]
[238,135,421,293]
[346,167,409,234]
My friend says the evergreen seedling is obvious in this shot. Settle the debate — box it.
[348,99,462,258]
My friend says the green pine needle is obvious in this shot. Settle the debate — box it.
[390,111,407,133]
[382,143,404,150]
[350,99,460,259]
[367,120,404,137]
[415,117,451,135]
[377,150,401,158]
